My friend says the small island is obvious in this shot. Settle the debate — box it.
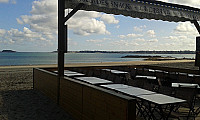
[1,50,16,52]
[121,55,162,58]
[121,55,194,61]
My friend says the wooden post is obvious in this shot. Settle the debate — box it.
[58,1,83,105]
[58,0,65,104]
[191,21,200,71]
[196,37,200,72]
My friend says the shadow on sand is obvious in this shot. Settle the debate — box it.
[0,89,73,120]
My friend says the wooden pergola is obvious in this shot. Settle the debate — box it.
[57,0,200,102]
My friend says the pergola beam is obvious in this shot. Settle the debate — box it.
[63,3,84,23]
[191,20,200,34]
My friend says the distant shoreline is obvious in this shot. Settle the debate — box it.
[55,50,196,54]
[0,60,195,69]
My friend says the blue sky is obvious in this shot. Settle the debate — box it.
[0,0,200,52]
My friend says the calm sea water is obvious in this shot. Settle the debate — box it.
[0,52,195,66]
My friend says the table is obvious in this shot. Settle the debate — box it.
[64,70,79,74]
[149,69,155,72]
[137,94,186,119]
[100,84,131,89]
[54,70,85,76]
[172,83,200,88]
[75,77,113,85]
[101,84,186,120]
[135,75,157,80]
[101,84,155,96]
[137,94,186,105]
[102,69,128,74]
[64,73,85,76]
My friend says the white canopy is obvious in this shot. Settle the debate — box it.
[65,0,200,22]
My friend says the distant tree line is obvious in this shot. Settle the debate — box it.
[74,50,195,54]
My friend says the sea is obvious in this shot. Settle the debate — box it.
[0,52,195,66]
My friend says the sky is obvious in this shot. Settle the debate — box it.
[0,0,200,52]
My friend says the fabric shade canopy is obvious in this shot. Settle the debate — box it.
[65,0,200,22]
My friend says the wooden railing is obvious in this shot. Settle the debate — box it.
[33,68,136,120]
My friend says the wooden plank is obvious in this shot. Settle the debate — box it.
[33,68,58,102]
[60,78,83,120]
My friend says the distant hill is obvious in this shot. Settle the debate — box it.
[2,50,16,52]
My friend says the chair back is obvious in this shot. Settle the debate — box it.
[175,87,197,108]
[158,86,175,96]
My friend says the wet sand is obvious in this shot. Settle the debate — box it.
[0,60,198,120]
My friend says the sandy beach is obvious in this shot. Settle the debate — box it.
[0,60,198,120]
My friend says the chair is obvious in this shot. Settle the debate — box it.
[168,72,178,81]
[193,76,200,115]
[114,76,123,84]
[93,69,101,77]
[100,70,109,79]
[136,68,144,75]
[123,73,132,84]
[86,70,94,77]
[155,71,164,79]
[171,87,197,120]
[107,73,116,82]
[193,76,200,86]
[142,82,159,92]
[177,73,191,83]
[158,86,175,96]
[129,68,137,79]
[127,78,146,88]
[143,69,155,76]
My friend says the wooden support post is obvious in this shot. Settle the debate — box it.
[196,37,200,71]
[58,0,65,105]
[191,21,200,71]
[64,25,68,53]
[58,1,83,105]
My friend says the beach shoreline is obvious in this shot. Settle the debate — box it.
[0,59,195,69]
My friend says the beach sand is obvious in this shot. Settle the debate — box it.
[0,60,198,120]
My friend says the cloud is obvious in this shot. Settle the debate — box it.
[30,0,57,15]
[100,14,119,24]
[111,40,139,47]
[161,0,200,7]
[17,0,58,38]
[86,38,110,43]
[118,33,143,38]
[0,27,48,45]
[135,38,145,42]
[134,25,146,32]
[66,10,112,35]
[86,39,104,43]
[0,29,6,35]
[147,39,158,42]
[67,18,110,36]
[10,0,16,4]
[0,0,8,3]
[164,36,188,41]
[0,0,16,4]
[17,0,113,38]
[115,25,120,29]
[147,30,156,37]
[174,22,198,35]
